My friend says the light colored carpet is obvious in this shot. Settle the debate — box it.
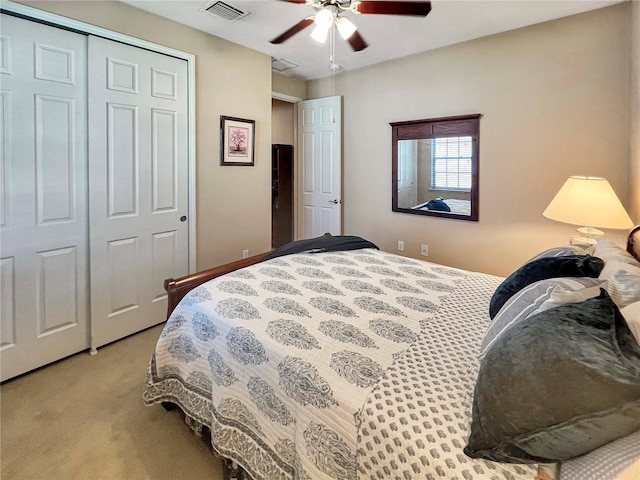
[0,325,225,480]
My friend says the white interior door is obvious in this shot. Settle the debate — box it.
[397,140,417,207]
[0,15,89,381]
[88,36,189,349]
[297,96,342,238]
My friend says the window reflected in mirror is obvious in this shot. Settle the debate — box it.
[391,114,480,221]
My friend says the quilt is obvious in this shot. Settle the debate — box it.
[357,272,537,480]
[143,248,536,480]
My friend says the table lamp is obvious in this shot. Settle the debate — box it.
[543,176,634,245]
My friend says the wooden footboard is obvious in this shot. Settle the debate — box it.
[163,252,269,320]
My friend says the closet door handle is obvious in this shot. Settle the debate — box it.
[329,199,339,204]
[180,216,187,222]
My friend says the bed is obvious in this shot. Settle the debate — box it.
[143,228,640,480]
[413,198,471,216]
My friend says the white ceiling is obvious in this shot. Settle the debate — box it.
[122,0,624,81]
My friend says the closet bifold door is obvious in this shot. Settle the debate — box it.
[88,36,189,350]
[0,15,90,381]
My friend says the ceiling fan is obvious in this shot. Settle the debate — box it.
[270,0,432,52]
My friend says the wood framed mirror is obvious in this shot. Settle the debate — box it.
[391,114,481,221]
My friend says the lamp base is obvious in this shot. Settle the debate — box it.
[576,226,604,238]
[570,235,597,246]
[570,226,604,247]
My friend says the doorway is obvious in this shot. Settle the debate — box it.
[271,95,299,245]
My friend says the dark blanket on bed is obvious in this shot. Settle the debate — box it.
[426,198,451,212]
[264,235,379,261]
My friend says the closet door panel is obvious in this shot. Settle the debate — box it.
[0,257,16,348]
[1,90,10,229]
[107,237,140,316]
[107,103,139,217]
[36,246,79,334]
[151,230,178,301]
[89,36,189,349]
[152,109,178,212]
[35,95,76,224]
[0,14,89,382]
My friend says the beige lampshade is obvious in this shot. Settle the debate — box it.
[543,176,633,230]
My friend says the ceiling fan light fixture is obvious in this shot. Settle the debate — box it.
[310,24,329,43]
[274,0,434,52]
[314,7,334,29]
[336,16,357,40]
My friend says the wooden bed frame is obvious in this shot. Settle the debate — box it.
[164,252,269,320]
[629,225,640,261]
[164,228,640,320]
[163,233,334,319]
[160,227,640,480]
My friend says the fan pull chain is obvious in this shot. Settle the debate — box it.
[330,22,336,96]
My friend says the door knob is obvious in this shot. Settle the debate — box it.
[328,199,339,204]
[180,216,187,222]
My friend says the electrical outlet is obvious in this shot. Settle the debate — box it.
[397,240,404,251]
[421,244,429,256]
[242,249,249,259]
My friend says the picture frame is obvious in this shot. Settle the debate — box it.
[220,115,255,166]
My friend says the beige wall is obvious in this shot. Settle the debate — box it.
[20,0,273,270]
[308,5,632,276]
[272,100,295,145]
[272,72,306,99]
[631,1,640,224]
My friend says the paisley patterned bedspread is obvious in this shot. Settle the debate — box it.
[143,249,536,480]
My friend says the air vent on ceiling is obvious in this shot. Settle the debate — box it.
[272,58,299,72]
[202,1,250,21]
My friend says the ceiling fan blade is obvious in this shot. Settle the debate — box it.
[347,30,368,51]
[355,1,431,16]
[270,18,315,44]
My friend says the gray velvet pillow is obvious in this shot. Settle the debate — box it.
[465,290,640,464]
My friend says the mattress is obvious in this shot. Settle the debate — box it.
[143,248,537,480]
[442,198,471,216]
[415,198,471,216]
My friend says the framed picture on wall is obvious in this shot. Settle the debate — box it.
[220,115,255,166]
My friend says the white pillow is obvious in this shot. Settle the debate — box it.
[559,430,640,480]
[620,301,640,344]
[594,239,640,267]
[479,278,605,360]
[599,261,640,309]
[535,282,605,314]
